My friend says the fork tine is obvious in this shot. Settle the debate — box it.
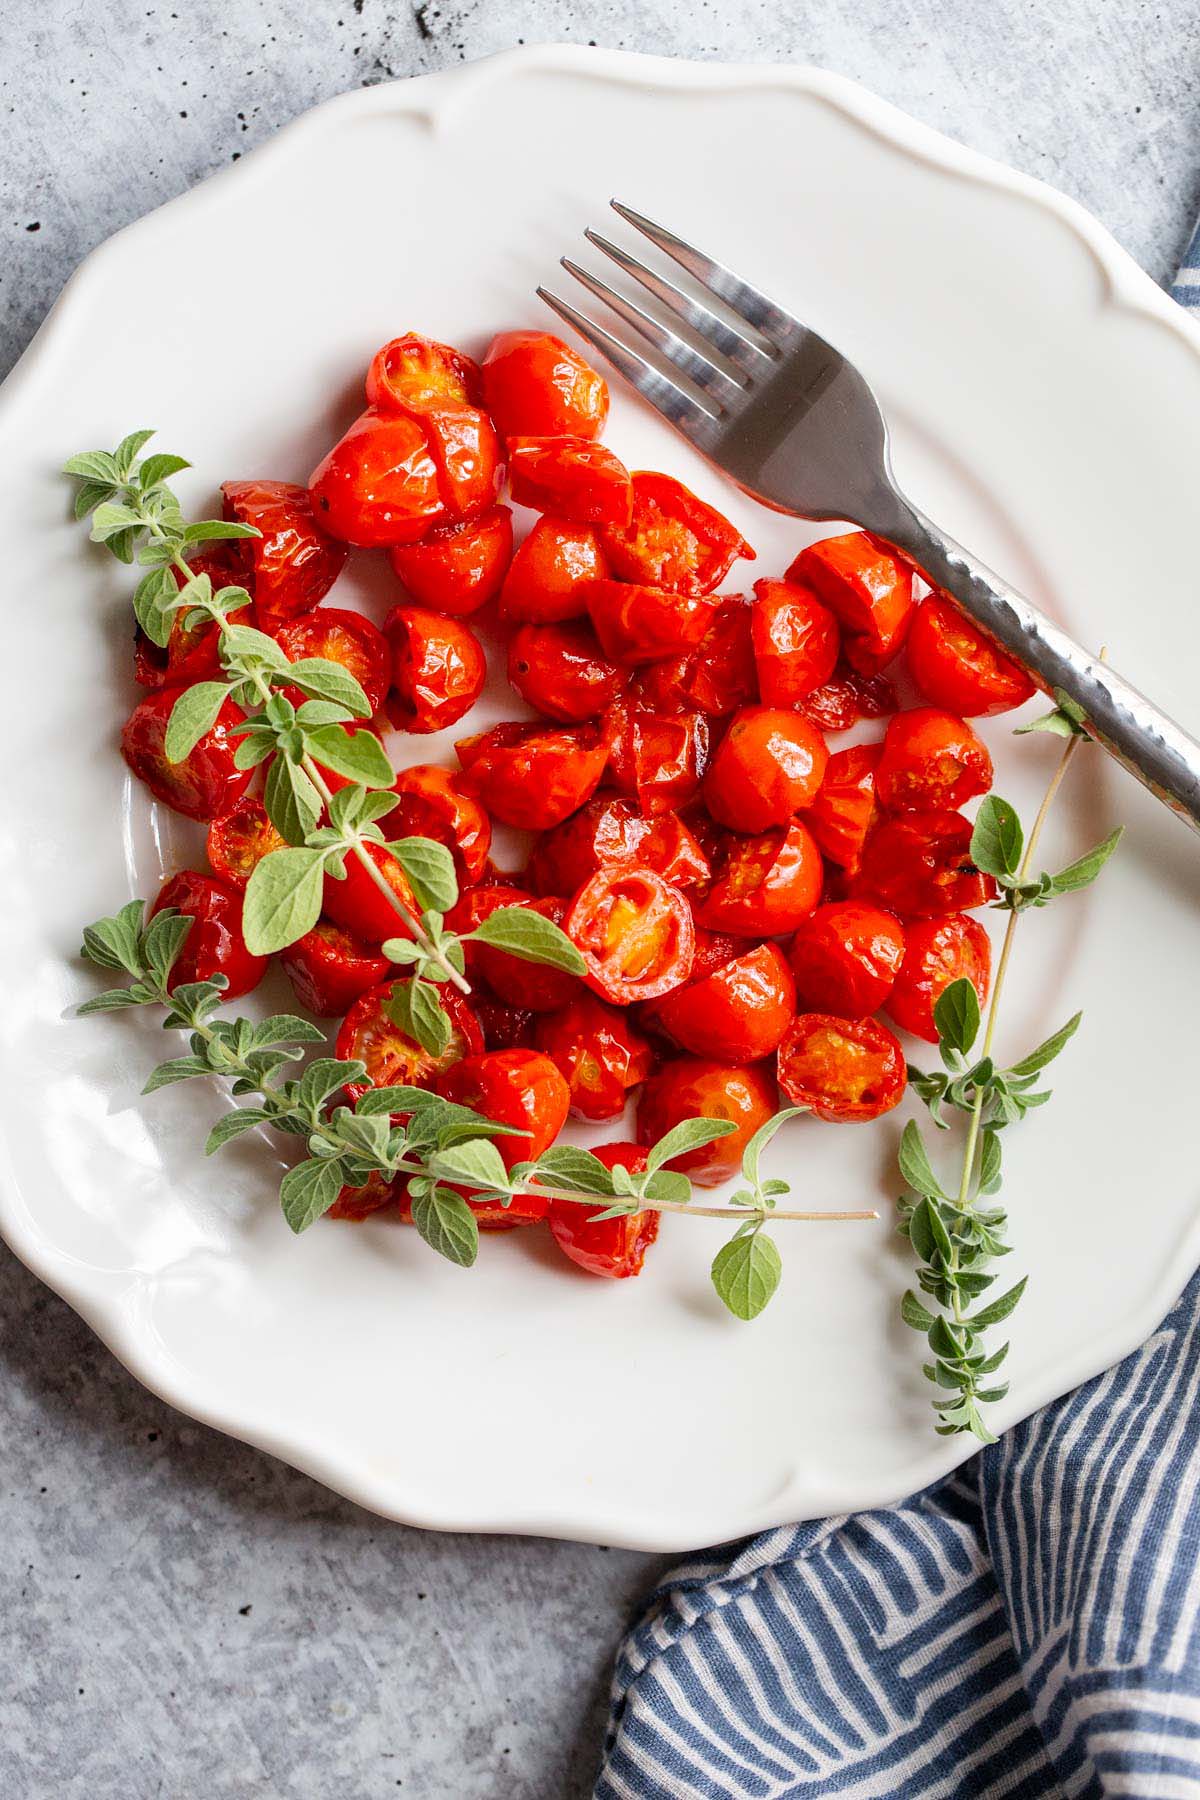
[560,257,745,399]
[536,287,722,444]
[610,201,798,345]
[582,229,771,377]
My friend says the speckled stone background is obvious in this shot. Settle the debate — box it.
[2,5,1198,1796]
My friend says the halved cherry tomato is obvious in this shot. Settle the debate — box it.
[444,881,531,980]
[546,1143,659,1278]
[884,913,992,1043]
[474,894,583,1013]
[365,333,482,412]
[121,687,251,822]
[508,437,632,526]
[906,591,1037,718]
[787,533,913,675]
[328,1170,399,1222]
[150,870,267,998]
[751,578,840,703]
[435,1048,571,1221]
[876,708,993,812]
[419,401,504,521]
[498,516,610,624]
[651,942,796,1063]
[694,819,823,936]
[388,507,513,617]
[599,471,754,594]
[221,479,348,624]
[457,722,608,830]
[788,901,905,1018]
[535,995,656,1119]
[274,606,390,714]
[636,1057,777,1187]
[777,1013,906,1122]
[481,330,609,440]
[855,812,997,917]
[383,604,486,734]
[322,842,418,945]
[278,917,390,1017]
[677,597,759,715]
[335,979,483,1106]
[566,868,695,1005]
[807,744,882,872]
[527,798,711,896]
[308,407,446,548]
[389,763,491,886]
[605,702,711,816]
[703,706,828,831]
[587,578,719,665]
[799,664,897,733]
[507,620,626,722]
[206,796,286,890]
[472,991,537,1051]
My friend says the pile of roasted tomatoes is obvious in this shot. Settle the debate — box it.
[123,327,1037,1280]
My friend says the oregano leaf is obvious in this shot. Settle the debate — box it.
[242,847,326,955]
[711,1231,782,1321]
[410,1189,479,1268]
[467,906,586,974]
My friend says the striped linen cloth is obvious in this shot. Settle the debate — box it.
[596,247,1200,1799]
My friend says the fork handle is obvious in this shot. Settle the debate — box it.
[881,501,1200,835]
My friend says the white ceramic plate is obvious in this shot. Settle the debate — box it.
[2,47,1199,1551]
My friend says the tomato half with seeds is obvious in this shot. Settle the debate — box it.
[905,591,1037,717]
[599,471,754,594]
[508,436,632,526]
[788,901,906,1018]
[336,979,483,1107]
[121,687,251,822]
[388,507,513,617]
[605,703,711,816]
[855,812,997,917]
[457,722,609,830]
[777,1013,906,1122]
[703,706,828,831]
[527,798,711,896]
[389,763,491,886]
[566,869,695,1005]
[308,407,446,548]
[876,708,993,812]
[275,606,391,714]
[278,918,390,1017]
[787,533,913,676]
[322,842,419,945]
[507,620,626,723]
[636,1057,777,1187]
[651,942,796,1063]
[799,664,897,733]
[751,578,840,703]
[587,578,719,665]
[481,330,609,440]
[328,1170,400,1222]
[884,913,992,1043]
[206,796,287,889]
[806,744,882,872]
[435,1046,571,1196]
[150,870,267,998]
[694,820,824,937]
[365,333,482,412]
[474,895,583,1013]
[535,995,656,1120]
[221,479,348,624]
[383,604,486,734]
[498,516,610,624]
[547,1143,659,1278]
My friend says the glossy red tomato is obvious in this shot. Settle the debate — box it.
[383,604,486,734]
[444,881,531,977]
[507,620,626,722]
[274,606,390,714]
[876,708,993,812]
[457,722,609,830]
[365,333,482,412]
[855,812,997,917]
[121,687,251,823]
[694,819,823,937]
[565,869,695,1005]
[497,516,610,624]
[546,1143,659,1279]
[703,706,829,831]
[473,894,583,1013]
[651,942,796,1063]
[472,992,537,1052]
[750,578,840,703]
[604,703,711,816]
[636,1057,777,1187]
[388,507,513,617]
[418,401,505,521]
[586,578,719,665]
[787,533,913,676]
[535,995,656,1120]
[885,913,992,1043]
[221,479,347,624]
[389,763,491,886]
[527,798,711,896]
[508,436,632,526]
[677,597,759,715]
[279,918,391,1017]
[308,407,446,548]
[599,471,754,594]
[799,664,897,733]
[322,841,419,945]
[328,1170,400,1222]
[806,744,882,872]
[481,330,609,440]
[150,870,267,998]
[777,1013,906,1121]
[336,979,483,1105]
[205,796,286,889]
[905,591,1037,717]
[435,1047,571,1201]
[788,902,906,1018]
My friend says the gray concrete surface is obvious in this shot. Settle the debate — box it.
[1,4,1199,1796]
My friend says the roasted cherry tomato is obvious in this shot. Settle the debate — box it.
[566,868,695,1005]
[676,597,759,715]
[365,333,482,412]
[787,533,913,676]
[472,991,537,1051]
[474,894,583,1013]
[328,1170,399,1222]
[308,407,445,548]
[150,870,267,998]
[751,578,840,703]
[807,744,882,872]
[884,913,992,1043]
[547,1143,659,1279]
[788,901,906,1018]
[457,722,608,830]
[383,604,486,734]
[651,942,795,1063]
[799,664,897,733]
[322,842,419,946]
[205,795,287,889]
[278,917,390,1017]
[905,591,1037,717]
[121,686,251,822]
[498,516,610,624]
[527,798,710,896]
[586,578,719,665]
[481,330,609,440]
[605,702,711,816]
[535,995,656,1120]
[388,507,513,617]
[508,436,632,526]
[777,1012,906,1122]
[694,819,823,937]
[856,812,997,917]
[221,479,347,624]
[274,606,390,714]
[637,1057,777,1187]
[703,705,829,831]
[876,708,993,812]
[599,471,754,594]
[435,1049,571,1222]
[444,881,530,978]
[335,979,483,1106]
[417,401,504,521]
[507,620,626,723]
[389,763,491,886]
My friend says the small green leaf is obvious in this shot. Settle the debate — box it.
[934,978,981,1058]
[250,1015,327,1049]
[901,1290,937,1331]
[113,428,157,476]
[263,753,322,846]
[132,567,180,647]
[304,724,394,788]
[740,1106,806,1188]
[468,906,586,975]
[183,518,262,544]
[642,1169,692,1206]
[285,658,372,718]
[1048,827,1123,895]
[534,1146,618,1195]
[385,838,459,915]
[643,1116,738,1174]
[142,1055,209,1094]
[968,1276,1028,1329]
[280,1156,345,1232]
[163,681,230,763]
[90,500,144,544]
[73,478,118,520]
[296,1058,358,1116]
[410,1189,479,1267]
[77,988,145,1014]
[908,1196,939,1262]
[242,847,326,955]
[711,1230,782,1321]
[81,900,147,975]
[978,1129,1003,1196]
[971,795,1024,880]
[205,1109,271,1153]
[1006,1012,1081,1080]
[387,978,453,1058]
[431,1137,512,1192]
[63,449,120,482]
[898,1122,945,1200]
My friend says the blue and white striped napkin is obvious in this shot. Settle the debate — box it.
[1171,218,1200,307]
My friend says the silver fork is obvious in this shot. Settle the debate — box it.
[539,201,1200,837]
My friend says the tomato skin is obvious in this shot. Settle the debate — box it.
[457,722,609,830]
[885,913,992,1043]
[121,687,251,823]
[220,480,347,625]
[637,1057,777,1187]
[777,1012,907,1122]
[336,979,483,1106]
[308,407,446,549]
[787,533,913,676]
[751,578,840,703]
[329,1170,399,1222]
[389,763,491,886]
[508,436,632,526]
[703,705,829,831]
[481,330,609,440]
[855,811,997,917]
[565,868,696,1005]
[694,819,824,937]
[527,798,711,896]
[475,894,583,1013]
[679,597,759,715]
[365,333,482,412]
[788,901,906,1018]
[876,708,993,812]
[507,620,626,723]
[806,744,881,872]
[322,842,418,946]
[800,664,896,733]
[419,401,505,521]
[383,604,486,734]
[587,578,719,665]
[205,796,287,890]
[473,993,537,1051]
[535,995,656,1120]
[435,1047,571,1170]
[651,942,796,1063]
[274,606,391,714]
[150,870,267,998]
[605,702,711,816]
[498,516,610,624]
[599,471,754,595]
[547,1143,659,1278]
[906,592,1037,717]
[279,918,391,1017]
[444,881,531,979]
[388,507,513,617]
